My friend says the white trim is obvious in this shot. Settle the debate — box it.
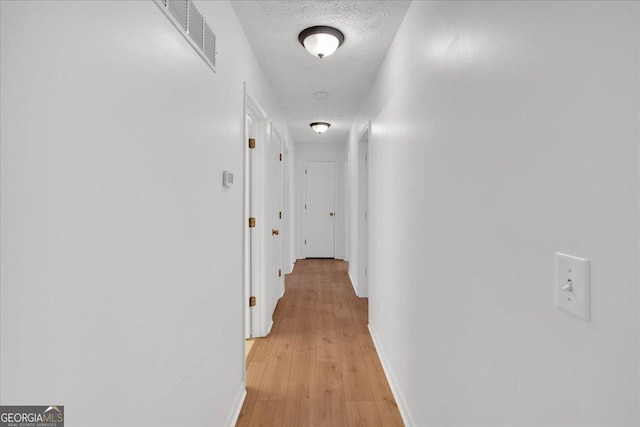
[225,381,247,427]
[368,323,415,427]
[282,145,292,280]
[334,159,338,258]
[344,157,350,263]
[357,122,371,297]
[348,270,360,297]
[245,90,269,338]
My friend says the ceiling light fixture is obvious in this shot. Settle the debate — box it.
[298,26,344,59]
[310,122,331,134]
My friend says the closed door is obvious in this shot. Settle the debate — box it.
[304,160,336,258]
[268,128,284,307]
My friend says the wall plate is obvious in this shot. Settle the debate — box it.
[555,252,590,321]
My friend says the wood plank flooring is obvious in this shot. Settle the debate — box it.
[237,259,404,427]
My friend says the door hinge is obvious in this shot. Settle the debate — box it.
[278,269,282,277]
[279,211,282,219]
[279,153,282,161]
[249,217,256,228]
[249,296,256,307]
[304,204,307,210]
[249,138,256,149]
[305,169,307,174]
[304,239,307,245]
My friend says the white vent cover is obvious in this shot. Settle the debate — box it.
[168,0,187,31]
[187,0,204,50]
[157,0,216,72]
[204,23,216,67]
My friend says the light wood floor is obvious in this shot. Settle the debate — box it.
[237,259,404,427]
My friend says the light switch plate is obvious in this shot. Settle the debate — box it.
[555,253,590,321]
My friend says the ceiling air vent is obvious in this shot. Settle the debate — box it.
[156,0,216,73]
[187,0,204,50]
[167,0,188,31]
[204,23,216,67]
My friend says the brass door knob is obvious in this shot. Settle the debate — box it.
[272,229,280,236]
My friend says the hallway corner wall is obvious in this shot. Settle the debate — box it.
[349,1,640,425]
[0,1,290,425]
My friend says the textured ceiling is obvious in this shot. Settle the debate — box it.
[231,0,411,144]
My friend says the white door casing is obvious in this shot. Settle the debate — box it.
[358,125,370,297]
[246,92,267,339]
[246,91,286,338]
[304,160,336,258]
[282,145,293,274]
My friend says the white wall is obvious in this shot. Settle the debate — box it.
[294,142,347,260]
[0,1,290,425]
[349,1,640,425]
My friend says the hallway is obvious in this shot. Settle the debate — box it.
[237,260,403,426]
[1,1,639,425]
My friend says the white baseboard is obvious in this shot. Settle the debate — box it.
[348,270,360,297]
[368,323,415,427]
[225,381,247,427]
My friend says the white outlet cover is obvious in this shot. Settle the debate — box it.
[555,253,590,321]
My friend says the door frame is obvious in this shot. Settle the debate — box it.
[282,141,294,274]
[357,122,371,297]
[345,156,350,263]
[303,159,338,259]
[244,87,269,339]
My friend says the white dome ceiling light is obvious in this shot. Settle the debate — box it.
[298,26,345,59]
[310,122,331,134]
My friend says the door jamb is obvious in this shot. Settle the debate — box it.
[358,121,371,297]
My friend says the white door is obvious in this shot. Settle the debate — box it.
[268,128,284,308]
[304,160,336,258]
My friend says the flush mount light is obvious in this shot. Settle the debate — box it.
[298,26,345,59]
[310,122,331,134]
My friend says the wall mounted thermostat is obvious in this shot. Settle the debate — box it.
[223,171,234,187]
[555,252,590,321]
